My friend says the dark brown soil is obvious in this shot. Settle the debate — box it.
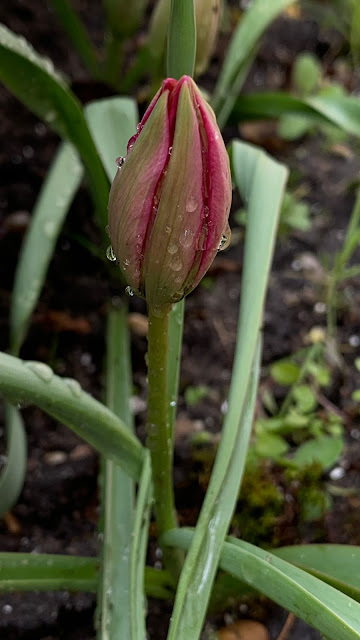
[0,2,360,639]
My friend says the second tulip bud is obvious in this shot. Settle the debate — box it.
[108,76,232,309]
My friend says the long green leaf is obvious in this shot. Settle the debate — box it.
[166,142,288,639]
[130,451,153,640]
[231,91,360,137]
[97,306,136,639]
[85,97,138,182]
[10,142,83,355]
[94,98,139,638]
[0,352,143,480]
[0,24,108,224]
[0,552,174,599]
[49,0,100,78]
[0,404,27,517]
[0,553,97,592]
[212,0,295,127]
[166,530,360,640]
[167,0,196,78]
[273,545,360,602]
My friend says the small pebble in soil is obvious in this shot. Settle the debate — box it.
[314,302,326,314]
[217,619,269,640]
[69,444,93,460]
[329,466,345,480]
[22,145,34,159]
[2,604,13,614]
[43,451,67,465]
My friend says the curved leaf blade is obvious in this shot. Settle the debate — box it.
[85,96,138,182]
[0,404,27,517]
[273,544,360,602]
[231,91,360,138]
[165,530,360,640]
[212,0,295,126]
[166,142,288,639]
[10,142,83,355]
[0,24,108,223]
[0,352,143,480]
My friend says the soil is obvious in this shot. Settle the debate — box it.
[0,1,360,639]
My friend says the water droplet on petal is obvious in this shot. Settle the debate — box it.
[186,195,198,212]
[170,255,182,271]
[218,224,231,251]
[115,156,125,168]
[167,244,178,255]
[125,286,134,297]
[179,228,194,249]
[25,361,53,383]
[106,245,117,262]
[168,146,173,155]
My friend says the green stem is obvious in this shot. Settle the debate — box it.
[146,305,182,579]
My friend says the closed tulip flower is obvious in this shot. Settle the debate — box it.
[108,75,232,309]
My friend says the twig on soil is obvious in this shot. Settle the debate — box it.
[276,612,296,640]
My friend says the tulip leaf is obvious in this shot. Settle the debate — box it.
[129,451,153,640]
[0,404,27,517]
[0,352,143,481]
[165,529,360,640]
[85,97,138,181]
[0,552,173,600]
[9,142,83,356]
[166,142,288,639]
[0,553,98,592]
[0,23,108,223]
[212,0,295,127]
[48,0,100,79]
[273,545,360,602]
[97,306,137,639]
[231,91,360,138]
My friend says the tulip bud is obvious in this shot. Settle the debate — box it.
[103,0,148,37]
[148,0,222,76]
[108,76,231,309]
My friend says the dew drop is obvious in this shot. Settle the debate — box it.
[115,156,125,168]
[168,146,173,155]
[125,286,134,297]
[167,244,178,255]
[170,255,182,271]
[106,245,117,262]
[179,228,194,249]
[165,226,171,234]
[218,224,231,251]
[170,400,176,407]
[45,110,56,123]
[136,123,142,132]
[43,221,56,239]
[186,195,198,212]
[63,378,82,397]
[24,361,53,383]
